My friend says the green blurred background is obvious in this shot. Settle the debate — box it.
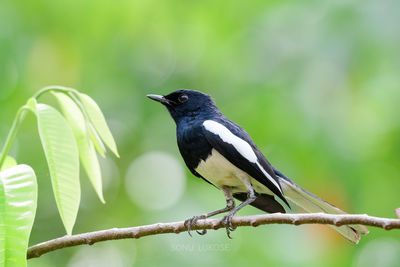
[1,0,400,266]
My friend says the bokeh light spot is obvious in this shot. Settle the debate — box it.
[125,151,185,210]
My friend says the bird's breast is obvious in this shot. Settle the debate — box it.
[195,149,272,194]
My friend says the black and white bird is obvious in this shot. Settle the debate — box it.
[147,89,368,243]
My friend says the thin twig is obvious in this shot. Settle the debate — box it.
[27,212,400,259]
[395,208,400,219]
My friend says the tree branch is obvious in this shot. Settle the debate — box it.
[27,212,400,259]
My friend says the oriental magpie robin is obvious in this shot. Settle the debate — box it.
[147,89,369,243]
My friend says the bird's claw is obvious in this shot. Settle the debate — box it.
[196,229,207,235]
[184,215,207,237]
[221,214,237,239]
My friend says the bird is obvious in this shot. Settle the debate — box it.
[147,89,369,243]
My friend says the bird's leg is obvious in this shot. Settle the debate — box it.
[221,182,256,238]
[184,186,235,236]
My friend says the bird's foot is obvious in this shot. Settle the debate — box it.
[184,215,207,236]
[221,213,237,239]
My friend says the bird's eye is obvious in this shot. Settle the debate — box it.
[178,94,188,103]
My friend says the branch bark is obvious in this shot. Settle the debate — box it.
[27,212,400,259]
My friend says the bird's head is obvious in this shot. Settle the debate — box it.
[147,89,219,123]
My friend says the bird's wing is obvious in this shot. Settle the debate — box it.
[202,119,288,206]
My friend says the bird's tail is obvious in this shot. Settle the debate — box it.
[278,175,369,244]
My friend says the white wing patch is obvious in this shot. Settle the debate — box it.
[203,120,257,163]
[203,120,282,193]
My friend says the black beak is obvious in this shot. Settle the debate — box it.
[147,94,172,106]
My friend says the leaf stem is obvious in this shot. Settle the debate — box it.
[0,106,30,169]
[32,86,77,100]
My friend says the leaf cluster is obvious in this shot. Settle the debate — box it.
[0,86,118,266]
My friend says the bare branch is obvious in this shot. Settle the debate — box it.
[27,212,400,259]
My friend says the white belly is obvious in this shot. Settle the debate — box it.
[195,149,273,195]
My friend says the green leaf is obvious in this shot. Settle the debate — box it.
[0,155,17,172]
[30,100,80,235]
[0,164,37,267]
[88,124,106,158]
[77,93,119,157]
[52,92,105,203]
